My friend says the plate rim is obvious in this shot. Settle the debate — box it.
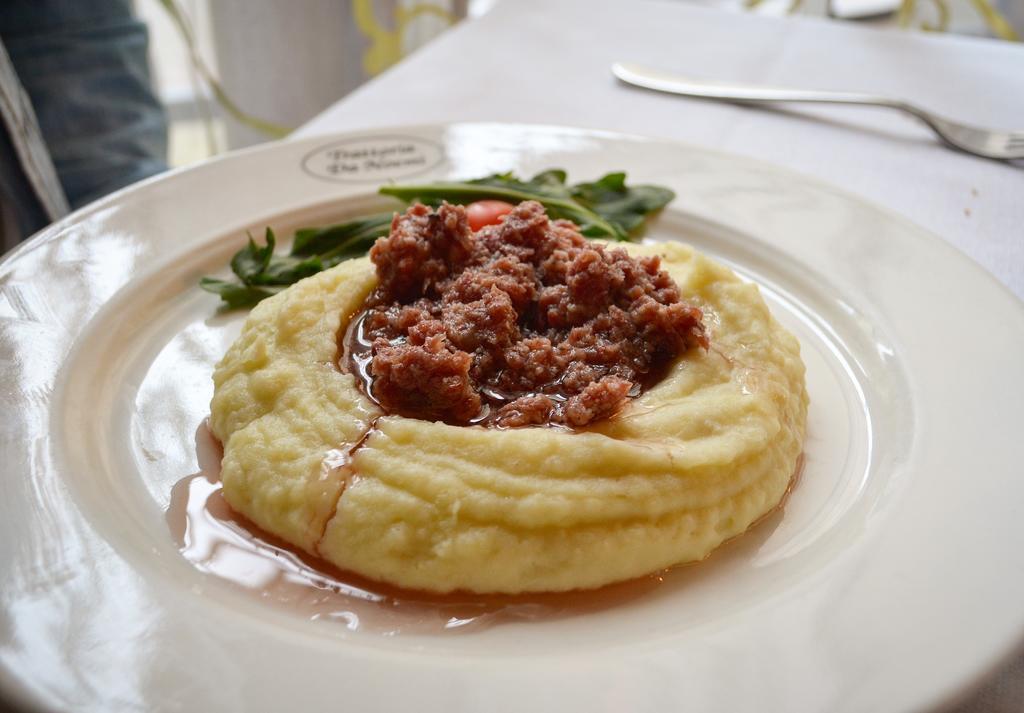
[2,121,1023,713]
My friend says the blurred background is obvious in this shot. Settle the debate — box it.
[137,0,1019,167]
[135,0,481,165]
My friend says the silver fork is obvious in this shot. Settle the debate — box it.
[612,62,1024,161]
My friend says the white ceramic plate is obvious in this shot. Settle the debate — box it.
[2,124,1023,713]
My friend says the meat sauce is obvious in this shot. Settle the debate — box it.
[342,200,707,428]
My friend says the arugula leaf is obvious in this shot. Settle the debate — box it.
[466,169,572,201]
[382,180,622,239]
[199,277,283,309]
[380,169,673,241]
[224,228,324,287]
[254,254,323,285]
[527,168,568,189]
[230,229,276,285]
[290,212,393,260]
[570,172,675,234]
[202,169,676,309]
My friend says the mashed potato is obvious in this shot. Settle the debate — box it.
[209,241,807,594]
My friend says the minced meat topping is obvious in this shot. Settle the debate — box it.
[342,200,707,428]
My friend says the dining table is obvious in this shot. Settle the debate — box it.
[291,0,1024,710]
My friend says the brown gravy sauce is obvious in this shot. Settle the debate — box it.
[167,424,803,635]
[341,308,551,427]
[340,308,666,428]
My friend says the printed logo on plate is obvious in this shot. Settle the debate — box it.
[301,135,444,183]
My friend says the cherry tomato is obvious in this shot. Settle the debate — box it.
[466,200,515,231]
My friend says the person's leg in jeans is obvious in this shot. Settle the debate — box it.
[0,0,168,248]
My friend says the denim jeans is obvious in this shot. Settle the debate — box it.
[0,0,167,247]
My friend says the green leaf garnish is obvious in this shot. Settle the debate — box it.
[199,277,283,309]
[202,169,675,309]
[291,212,394,260]
[570,172,675,235]
[230,228,276,285]
[380,169,643,240]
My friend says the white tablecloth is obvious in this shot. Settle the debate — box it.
[295,1,1024,709]
[298,0,1024,300]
